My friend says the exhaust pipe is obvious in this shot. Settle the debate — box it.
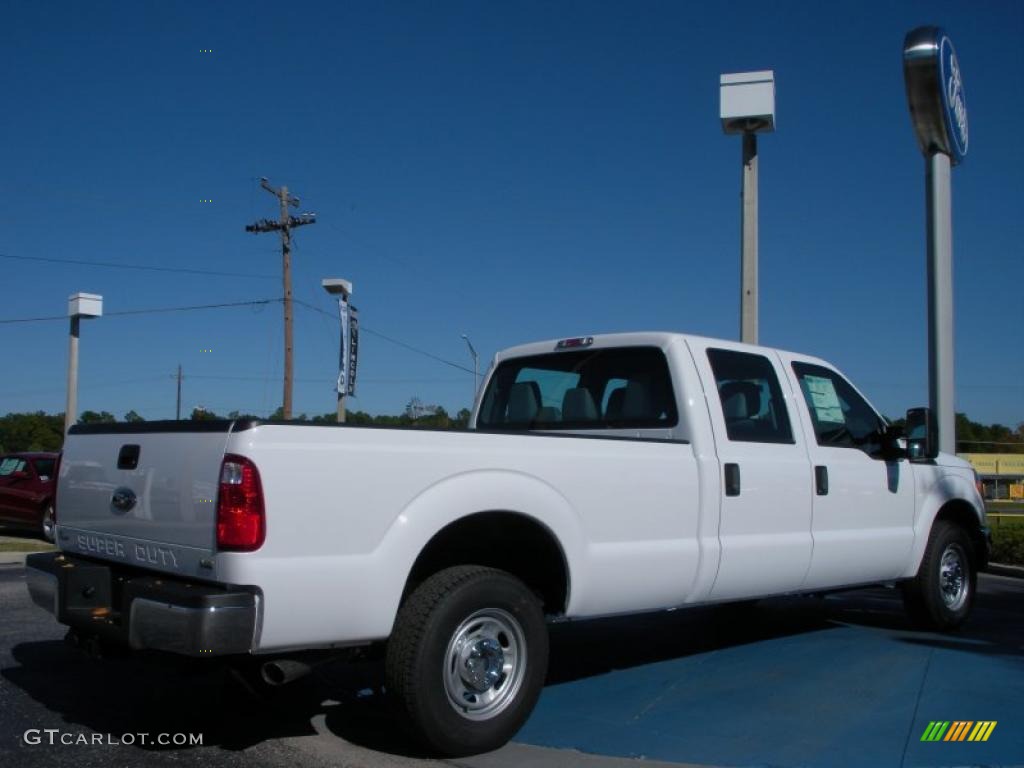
[257,648,362,687]
[260,659,314,686]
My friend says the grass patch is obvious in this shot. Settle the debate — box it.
[0,540,56,553]
[989,514,1024,566]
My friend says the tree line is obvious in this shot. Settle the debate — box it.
[0,406,473,453]
[0,408,1020,454]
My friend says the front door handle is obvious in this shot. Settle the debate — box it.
[815,465,829,496]
[724,463,741,496]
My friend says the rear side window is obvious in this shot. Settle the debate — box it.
[707,348,793,444]
[478,346,677,430]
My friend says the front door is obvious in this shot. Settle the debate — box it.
[783,357,916,588]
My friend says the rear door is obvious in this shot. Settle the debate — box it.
[56,422,236,579]
[688,340,814,600]
[783,356,915,587]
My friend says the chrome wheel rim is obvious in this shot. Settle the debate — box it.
[939,543,969,610]
[443,608,526,721]
[41,506,55,543]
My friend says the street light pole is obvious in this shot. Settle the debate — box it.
[720,71,776,345]
[64,293,103,435]
[65,316,79,435]
[461,334,479,406]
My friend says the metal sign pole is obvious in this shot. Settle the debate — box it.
[926,152,955,453]
[903,26,968,455]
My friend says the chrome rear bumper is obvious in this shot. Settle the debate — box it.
[25,552,260,657]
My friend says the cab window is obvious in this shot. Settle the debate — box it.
[478,347,677,430]
[707,349,793,444]
[792,362,885,455]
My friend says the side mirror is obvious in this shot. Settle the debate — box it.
[880,423,907,460]
[905,407,938,460]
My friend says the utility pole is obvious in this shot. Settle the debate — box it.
[175,364,184,420]
[245,178,316,420]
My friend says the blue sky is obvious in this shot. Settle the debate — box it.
[1,0,1022,425]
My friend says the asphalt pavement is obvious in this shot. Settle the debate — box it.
[1,563,1021,768]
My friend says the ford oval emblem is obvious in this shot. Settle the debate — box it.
[111,487,137,514]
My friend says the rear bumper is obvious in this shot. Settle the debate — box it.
[26,552,260,657]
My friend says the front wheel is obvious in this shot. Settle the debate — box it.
[902,521,976,631]
[385,566,548,756]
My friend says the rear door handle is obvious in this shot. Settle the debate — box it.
[724,463,741,496]
[815,465,829,496]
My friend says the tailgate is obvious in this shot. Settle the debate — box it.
[56,420,253,579]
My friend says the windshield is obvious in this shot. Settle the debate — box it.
[478,346,677,430]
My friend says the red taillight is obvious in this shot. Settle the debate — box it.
[217,454,265,551]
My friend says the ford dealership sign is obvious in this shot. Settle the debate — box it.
[903,27,969,164]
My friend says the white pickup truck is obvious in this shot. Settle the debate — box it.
[27,332,989,755]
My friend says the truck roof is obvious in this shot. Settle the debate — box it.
[494,331,821,366]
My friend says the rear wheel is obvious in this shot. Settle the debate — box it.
[903,521,976,631]
[385,566,548,756]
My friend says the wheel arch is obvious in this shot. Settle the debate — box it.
[401,510,570,616]
[907,481,988,579]
[933,499,989,571]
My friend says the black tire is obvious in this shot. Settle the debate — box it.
[385,566,548,757]
[902,521,976,631]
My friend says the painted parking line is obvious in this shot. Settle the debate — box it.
[516,583,1022,768]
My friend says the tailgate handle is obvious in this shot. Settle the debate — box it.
[724,463,741,497]
[117,444,141,470]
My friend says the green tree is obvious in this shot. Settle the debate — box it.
[124,410,145,423]
[79,411,116,424]
[0,411,65,452]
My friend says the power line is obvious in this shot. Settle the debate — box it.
[0,252,276,279]
[0,298,280,325]
[292,298,474,374]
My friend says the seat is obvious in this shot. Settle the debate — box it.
[605,388,626,420]
[562,388,599,422]
[621,381,652,420]
[536,406,561,423]
[719,381,762,439]
[507,381,541,423]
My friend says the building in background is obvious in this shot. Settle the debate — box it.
[958,453,1024,500]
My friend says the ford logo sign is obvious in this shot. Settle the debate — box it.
[111,487,137,514]
[938,35,968,161]
[903,27,969,165]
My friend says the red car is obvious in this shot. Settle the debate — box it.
[0,452,58,542]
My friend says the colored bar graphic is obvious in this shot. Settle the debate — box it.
[945,721,972,741]
[921,721,950,741]
[920,721,996,742]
